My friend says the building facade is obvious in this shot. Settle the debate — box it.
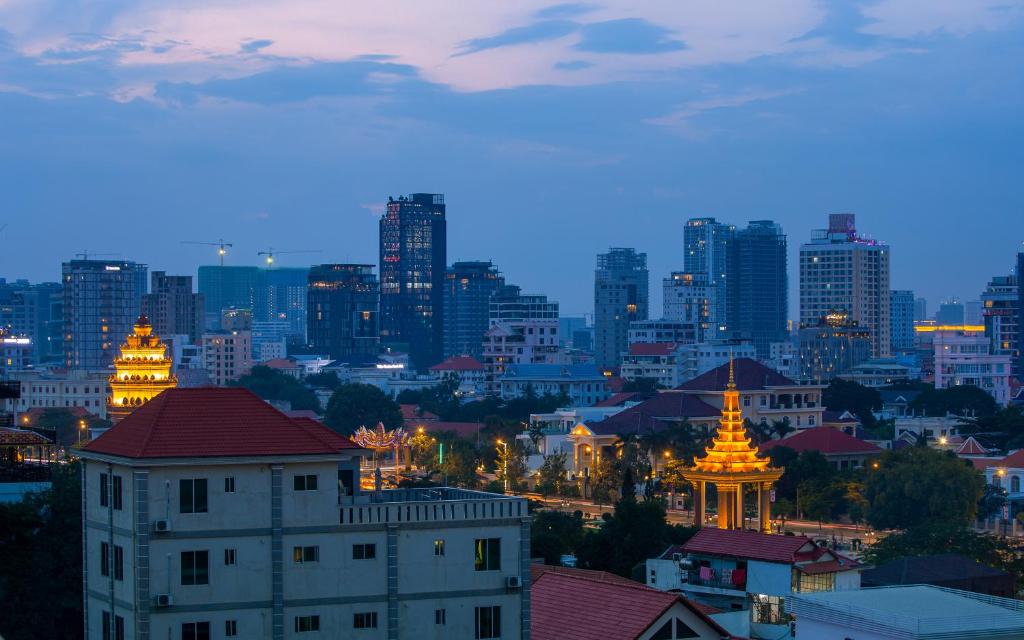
[379,193,447,371]
[627,319,699,346]
[936,299,965,325]
[255,267,310,344]
[619,343,689,388]
[497,363,608,406]
[142,272,204,344]
[79,388,530,640]
[307,264,380,362]
[890,289,915,353]
[797,312,872,383]
[197,266,260,330]
[662,272,716,343]
[0,279,63,364]
[593,248,649,370]
[1019,251,1024,379]
[684,218,735,336]
[443,261,504,360]
[63,259,148,371]
[981,274,1018,377]
[734,221,787,358]
[482,288,562,396]
[799,214,891,358]
[202,330,253,386]
[1,369,110,418]
[933,327,1012,406]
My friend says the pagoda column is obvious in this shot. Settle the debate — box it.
[735,483,744,530]
[693,481,705,529]
[760,482,773,533]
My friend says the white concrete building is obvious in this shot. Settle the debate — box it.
[482,322,564,396]
[1,368,110,418]
[78,388,530,640]
[619,343,689,388]
[933,327,1012,406]
[201,330,253,386]
[662,272,715,343]
[430,356,486,398]
[497,363,609,406]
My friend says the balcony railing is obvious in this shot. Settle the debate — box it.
[341,488,526,526]
[685,570,746,591]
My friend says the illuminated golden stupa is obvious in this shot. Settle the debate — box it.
[682,357,783,531]
[108,315,177,422]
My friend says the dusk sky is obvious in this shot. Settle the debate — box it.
[1,1,1022,317]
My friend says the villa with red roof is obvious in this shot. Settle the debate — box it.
[430,355,486,397]
[78,387,532,640]
[759,427,883,470]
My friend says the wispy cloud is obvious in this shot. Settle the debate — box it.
[645,88,801,138]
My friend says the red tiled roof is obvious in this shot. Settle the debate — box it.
[260,358,298,369]
[796,558,861,575]
[82,388,361,459]
[971,457,1002,470]
[284,410,321,421]
[593,391,642,407]
[400,404,438,421]
[429,355,484,371]
[628,342,678,356]
[956,436,990,456]
[531,565,731,640]
[589,392,720,436]
[676,358,798,391]
[530,564,639,586]
[759,427,882,456]
[682,528,817,564]
[0,428,52,446]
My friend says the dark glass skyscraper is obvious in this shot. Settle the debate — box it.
[1017,251,1024,378]
[0,280,63,363]
[255,267,309,342]
[379,193,447,370]
[594,248,649,369]
[443,260,504,359]
[684,218,735,336]
[62,259,147,370]
[307,264,380,362]
[197,265,260,329]
[734,220,787,358]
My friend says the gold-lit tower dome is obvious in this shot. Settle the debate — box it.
[681,356,783,531]
[108,315,177,422]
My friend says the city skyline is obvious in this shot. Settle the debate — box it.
[1,2,1022,317]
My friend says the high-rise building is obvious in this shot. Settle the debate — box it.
[307,264,380,362]
[0,280,63,363]
[256,267,309,343]
[141,271,204,344]
[935,299,965,325]
[202,330,253,385]
[799,214,891,358]
[443,261,504,359]
[981,274,1018,377]
[594,248,649,369]
[62,259,148,370]
[684,218,735,335]
[482,286,562,395]
[663,272,716,342]
[734,220,787,358]
[914,297,928,322]
[1018,251,1024,379]
[379,193,447,370]
[965,300,983,326]
[798,311,873,383]
[197,266,260,329]
[890,290,915,353]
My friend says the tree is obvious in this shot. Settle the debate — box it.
[305,371,342,390]
[865,447,984,530]
[437,436,480,488]
[0,460,83,640]
[323,383,403,434]
[621,377,662,393]
[230,365,321,412]
[959,407,1024,449]
[530,511,584,565]
[408,431,438,469]
[771,418,795,441]
[576,499,696,577]
[909,385,998,418]
[536,453,569,497]
[823,379,881,426]
[590,458,622,506]
[977,483,1008,520]
[496,440,529,492]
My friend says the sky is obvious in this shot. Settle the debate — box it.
[0,0,1022,318]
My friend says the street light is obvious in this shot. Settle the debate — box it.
[497,439,509,493]
[939,436,948,446]
[78,419,87,445]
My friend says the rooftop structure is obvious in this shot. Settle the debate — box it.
[107,315,177,423]
[759,427,882,470]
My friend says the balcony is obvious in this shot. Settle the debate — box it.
[684,569,747,593]
[340,488,526,527]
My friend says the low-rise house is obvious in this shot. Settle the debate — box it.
[646,528,861,639]
[861,554,1015,598]
[838,359,915,388]
[430,356,486,397]
[531,564,735,640]
[498,363,609,406]
[759,427,882,471]
[788,585,1024,640]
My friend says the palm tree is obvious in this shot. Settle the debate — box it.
[771,418,794,441]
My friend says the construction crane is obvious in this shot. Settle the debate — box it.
[182,239,234,266]
[257,248,321,268]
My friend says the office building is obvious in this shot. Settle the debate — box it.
[981,274,1018,377]
[489,285,559,324]
[933,327,1012,406]
[0,332,31,376]
[627,319,698,345]
[379,193,447,370]
[594,248,649,369]
[79,388,529,640]
[936,299,965,325]
[256,267,309,343]
[684,218,735,335]
[482,288,563,396]
[734,220,787,358]
[0,280,63,364]
[799,214,891,357]
[662,272,716,343]
[1018,251,1024,380]
[141,272,204,344]
[62,259,148,370]
[220,307,252,331]
[202,330,253,386]
[965,300,983,325]
[307,264,380,362]
[443,261,504,359]
[797,311,873,383]
[914,297,928,322]
[197,266,260,330]
[890,289,915,353]
[558,317,588,348]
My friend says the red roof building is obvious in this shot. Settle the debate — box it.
[400,404,439,422]
[759,426,882,470]
[429,356,484,372]
[531,564,734,640]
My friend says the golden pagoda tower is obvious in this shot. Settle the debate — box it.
[682,356,783,531]
[108,315,177,422]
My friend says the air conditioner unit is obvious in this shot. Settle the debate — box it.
[153,519,171,533]
[505,576,522,589]
[154,594,172,607]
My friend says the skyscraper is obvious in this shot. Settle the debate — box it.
[936,299,966,325]
[914,297,928,321]
[197,265,260,329]
[0,280,63,363]
[890,290,915,353]
[734,220,787,358]
[981,274,1018,377]
[307,264,380,361]
[1017,251,1024,378]
[443,260,504,359]
[255,267,309,343]
[379,193,447,370]
[684,217,735,335]
[141,271,204,343]
[799,214,891,358]
[662,272,716,343]
[594,248,649,369]
[62,259,148,370]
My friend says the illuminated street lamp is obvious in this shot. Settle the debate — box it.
[939,436,948,446]
[78,419,87,445]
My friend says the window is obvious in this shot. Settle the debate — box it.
[353,543,376,560]
[435,609,447,625]
[181,622,210,640]
[475,606,501,639]
[113,545,124,581]
[100,473,109,507]
[180,479,208,514]
[224,477,235,493]
[750,594,786,625]
[295,615,320,632]
[475,538,501,571]
[101,542,110,577]
[102,611,111,640]
[294,474,318,491]
[353,612,378,629]
[796,571,835,593]
[181,550,209,585]
[112,475,123,510]
[294,546,319,563]
[434,539,445,556]
[115,615,125,640]
[225,620,237,637]
[224,548,236,565]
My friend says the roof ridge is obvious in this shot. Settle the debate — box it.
[293,416,349,450]
[540,569,672,596]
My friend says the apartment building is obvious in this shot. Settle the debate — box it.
[79,388,530,640]
[933,327,1012,406]
[201,330,253,385]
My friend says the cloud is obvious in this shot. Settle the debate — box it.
[574,18,685,54]
[534,3,598,19]
[553,59,592,70]
[455,20,578,56]
[240,38,273,53]
[645,88,801,138]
